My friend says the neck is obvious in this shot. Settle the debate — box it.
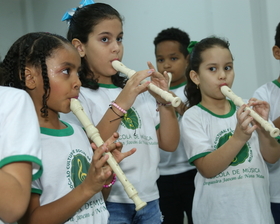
[200,98,230,115]
[170,77,187,88]
[36,109,65,129]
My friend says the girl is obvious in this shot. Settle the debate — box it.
[181,36,280,224]
[1,32,135,224]
[60,2,179,223]
[0,86,42,223]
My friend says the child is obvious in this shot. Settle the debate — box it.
[181,36,280,224]
[60,2,179,223]
[0,86,42,223]
[153,27,196,224]
[253,22,280,224]
[1,32,135,224]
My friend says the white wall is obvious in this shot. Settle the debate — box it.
[1,0,280,99]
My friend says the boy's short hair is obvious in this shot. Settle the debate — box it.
[275,22,280,47]
[153,27,190,57]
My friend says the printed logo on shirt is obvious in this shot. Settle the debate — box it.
[121,107,141,130]
[66,149,91,189]
[214,129,252,166]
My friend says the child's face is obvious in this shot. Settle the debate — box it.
[46,44,81,114]
[155,40,188,87]
[83,18,123,84]
[194,46,234,101]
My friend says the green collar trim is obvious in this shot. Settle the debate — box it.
[170,81,187,90]
[98,83,118,88]
[40,121,74,137]
[272,79,280,88]
[197,100,236,118]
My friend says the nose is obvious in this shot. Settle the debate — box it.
[112,40,121,54]
[73,74,81,90]
[219,70,226,79]
[163,61,171,69]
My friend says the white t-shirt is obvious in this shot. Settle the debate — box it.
[0,86,42,224]
[253,79,280,203]
[32,121,109,223]
[181,101,273,224]
[60,85,160,204]
[159,82,194,175]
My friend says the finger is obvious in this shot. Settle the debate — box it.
[90,142,98,151]
[124,148,136,157]
[92,144,107,159]
[92,151,109,171]
[104,132,119,146]
[147,61,156,70]
[106,141,125,154]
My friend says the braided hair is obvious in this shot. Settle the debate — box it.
[0,32,70,117]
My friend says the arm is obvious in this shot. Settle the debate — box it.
[147,62,179,152]
[0,162,32,223]
[0,89,42,223]
[273,116,280,129]
[249,98,280,163]
[156,104,179,152]
[96,70,153,140]
[19,133,135,224]
[194,105,256,178]
[19,146,111,224]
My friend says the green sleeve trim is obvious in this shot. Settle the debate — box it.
[275,135,280,144]
[31,188,42,195]
[189,151,211,166]
[0,155,43,181]
[272,79,280,88]
[155,124,160,130]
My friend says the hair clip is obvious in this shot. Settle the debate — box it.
[187,41,198,54]
[61,0,95,22]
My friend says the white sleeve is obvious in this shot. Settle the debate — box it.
[0,88,42,180]
[180,107,213,165]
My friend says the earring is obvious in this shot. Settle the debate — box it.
[197,84,199,89]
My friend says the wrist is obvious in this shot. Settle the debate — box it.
[156,100,172,111]
[103,173,117,188]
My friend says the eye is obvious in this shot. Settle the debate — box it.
[117,37,123,43]
[225,66,232,71]
[62,69,70,75]
[209,67,216,71]
[101,37,109,43]
[171,57,178,61]
[157,58,164,63]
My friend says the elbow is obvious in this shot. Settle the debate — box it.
[1,208,26,223]
[159,142,178,152]
[194,159,220,179]
[265,157,279,164]
[199,170,217,179]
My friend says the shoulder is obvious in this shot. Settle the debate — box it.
[0,86,30,102]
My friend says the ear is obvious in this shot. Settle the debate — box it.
[25,67,36,90]
[72,38,85,57]
[190,70,200,86]
[272,45,280,60]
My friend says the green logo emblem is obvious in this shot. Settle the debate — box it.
[121,108,140,130]
[71,154,90,187]
[216,133,249,166]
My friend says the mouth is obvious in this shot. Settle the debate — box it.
[111,59,119,63]
[219,83,228,87]
[71,96,79,99]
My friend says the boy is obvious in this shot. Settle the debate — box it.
[153,27,196,224]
